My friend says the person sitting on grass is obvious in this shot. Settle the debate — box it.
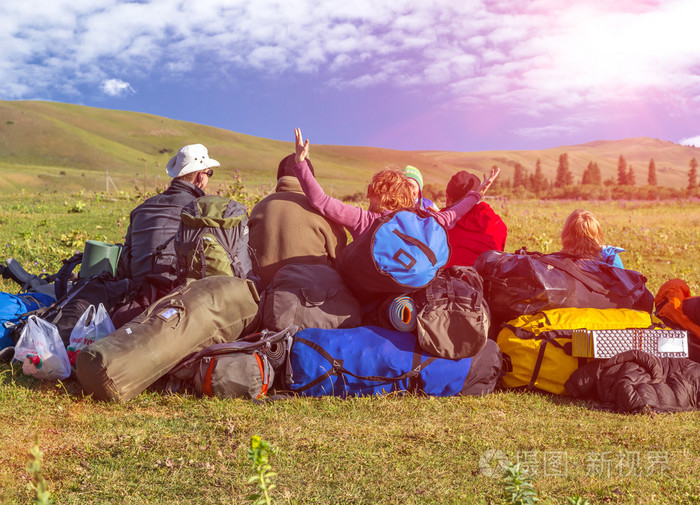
[441,170,508,267]
[117,143,218,288]
[402,165,440,212]
[560,209,624,267]
[248,154,348,289]
[291,128,500,239]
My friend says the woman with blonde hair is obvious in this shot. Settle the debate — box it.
[561,209,624,267]
[291,128,499,239]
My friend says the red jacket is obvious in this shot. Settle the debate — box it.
[445,202,507,267]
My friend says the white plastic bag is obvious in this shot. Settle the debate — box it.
[67,304,115,365]
[14,315,71,380]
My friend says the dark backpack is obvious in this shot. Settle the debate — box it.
[337,208,451,299]
[109,273,179,329]
[11,273,132,347]
[260,264,362,332]
[166,327,297,399]
[474,249,654,326]
[174,195,257,286]
[412,266,490,360]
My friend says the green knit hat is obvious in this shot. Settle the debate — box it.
[403,165,423,191]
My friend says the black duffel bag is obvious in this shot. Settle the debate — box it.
[473,249,654,325]
[11,272,133,347]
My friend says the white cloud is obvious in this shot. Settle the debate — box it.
[0,0,699,144]
[100,78,134,97]
[679,136,700,147]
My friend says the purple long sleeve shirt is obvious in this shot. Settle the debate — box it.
[292,159,481,238]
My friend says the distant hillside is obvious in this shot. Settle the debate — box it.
[1,100,698,196]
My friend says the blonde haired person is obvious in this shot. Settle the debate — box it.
[561,209,624,267]
[291,128,499,239]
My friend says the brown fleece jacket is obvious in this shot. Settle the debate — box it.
[248,176,348,289]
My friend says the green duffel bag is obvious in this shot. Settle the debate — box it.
[76,275,260,402]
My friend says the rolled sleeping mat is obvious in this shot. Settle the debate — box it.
[261,338,288,370]
[75,275,260,402]
[380,295,417,332]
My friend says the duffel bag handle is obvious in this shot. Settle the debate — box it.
[301,287,337,307]
[292,337,436,393]
[423,271,453,305]
[392,229,437,266]
[536,255,609,295]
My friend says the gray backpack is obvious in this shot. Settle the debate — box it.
[166,327,297,399]
[260,264,362,332]
[412,266,491,360]
[174,195,257,286]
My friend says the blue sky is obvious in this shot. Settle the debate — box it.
[2,0,699,151]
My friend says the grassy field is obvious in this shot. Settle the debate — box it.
[3,100,700,199]
[1,192,699,504]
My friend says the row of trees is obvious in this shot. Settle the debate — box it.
[494,154,699,198]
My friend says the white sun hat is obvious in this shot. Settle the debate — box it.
[166,144,220,178]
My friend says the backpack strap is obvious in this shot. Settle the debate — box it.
[424,270,483,312]
[53,252,83,300]
[292,336,436,393]
[153,236,179,281]
[534,254,609,295]
[201,357,217,397]
[195,238,208,279]
[167,327,296,383]
[408,341,436,394]
[526,333,572,390]
[153,236,175,260]
[253,353,271,397]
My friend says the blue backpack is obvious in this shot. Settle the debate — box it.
[287,325,502,397]
[337,208,450,298]
[0,292,56,350]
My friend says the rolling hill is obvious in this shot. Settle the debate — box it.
[1,100,698,196]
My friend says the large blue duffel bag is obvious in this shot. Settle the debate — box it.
[287,325,502,397]
[336,208,451,299]
[0,292,55,350]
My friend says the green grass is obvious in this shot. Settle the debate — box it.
[0,193,699,503]
[0,377,698,504]
[1,193,698,294]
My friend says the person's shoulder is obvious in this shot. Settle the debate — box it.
[472,200,496,212]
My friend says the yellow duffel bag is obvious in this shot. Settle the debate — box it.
[497,307,666,394]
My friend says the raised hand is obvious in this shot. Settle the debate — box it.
[477,166,500,197]
[294,128,310,164]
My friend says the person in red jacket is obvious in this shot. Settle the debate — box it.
[442,170,508,267]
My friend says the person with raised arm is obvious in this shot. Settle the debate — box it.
[291,128,500,239]
[248,154,348,289]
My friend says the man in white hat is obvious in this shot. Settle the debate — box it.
[117,144,220,289]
